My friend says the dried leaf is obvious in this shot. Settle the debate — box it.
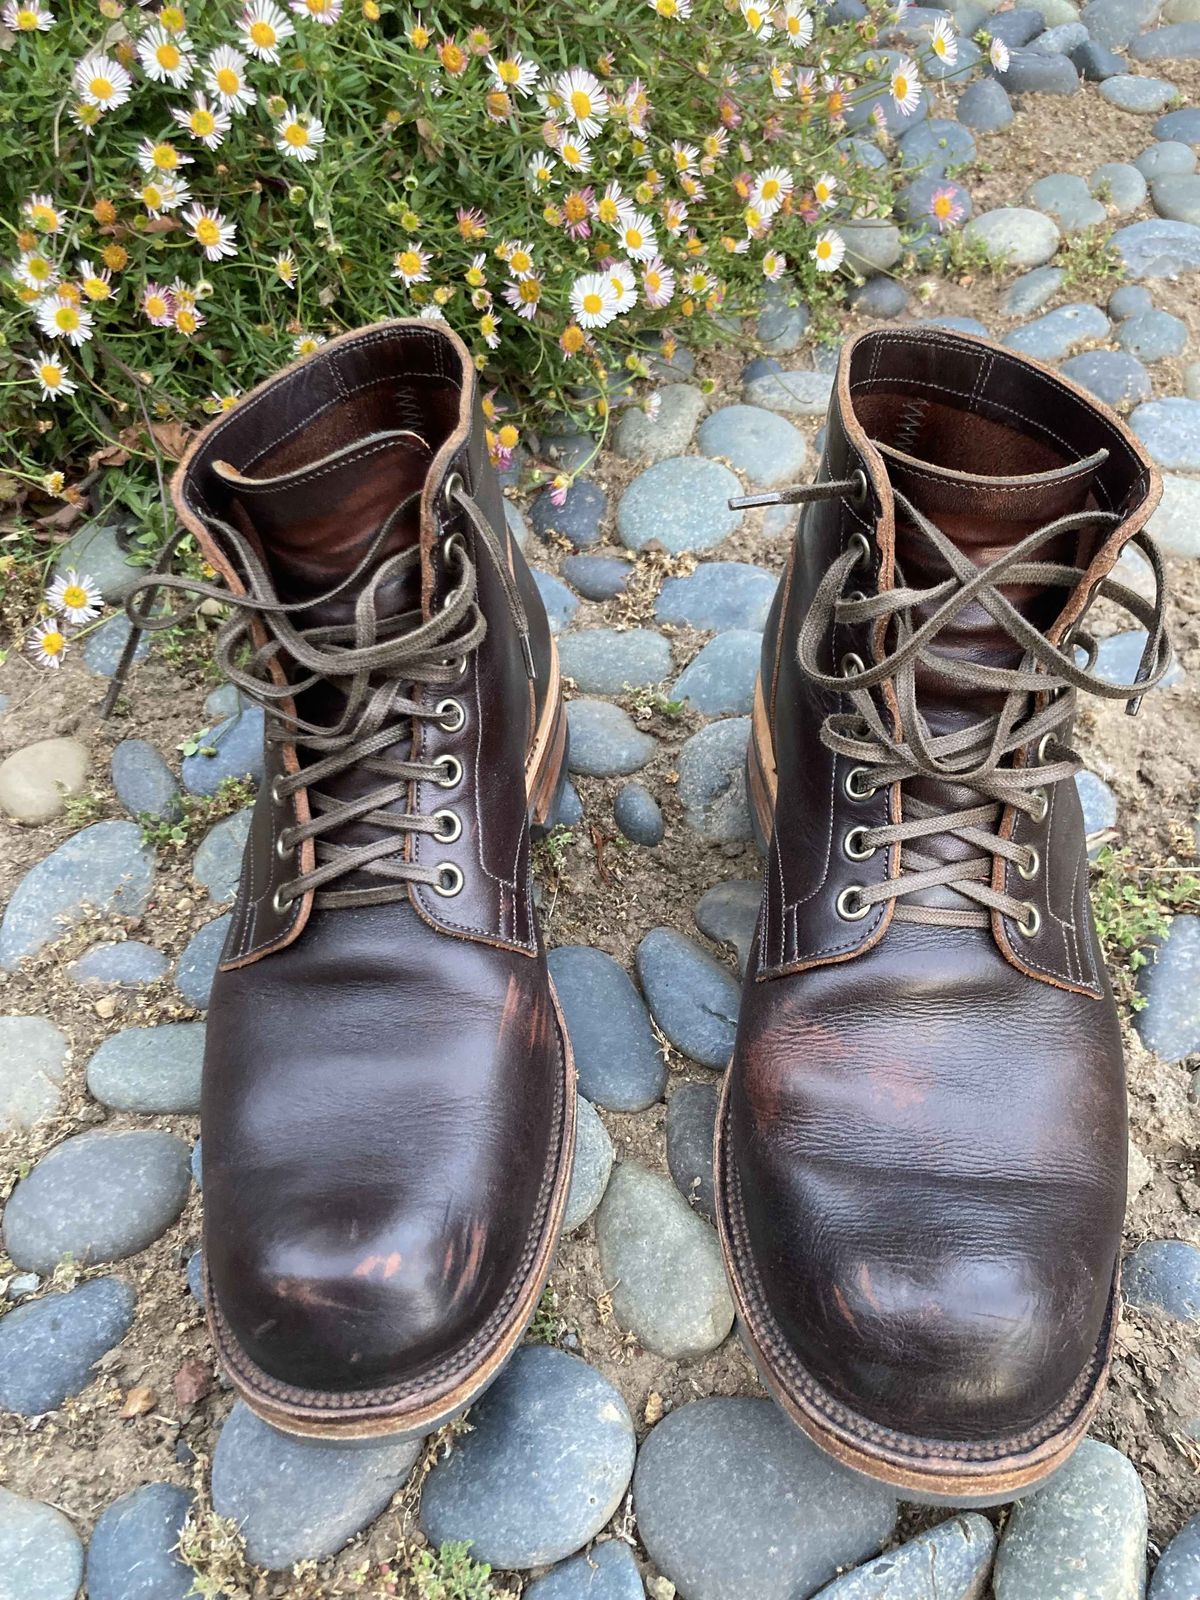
[150,420,192,461]
[120,1385,156,1418]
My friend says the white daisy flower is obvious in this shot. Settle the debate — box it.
[641,255,675,309]
[605,259,638,314]
[503,275,543,320]
[138,24,194,86]
[239,1,295,62]
[670,140,699,175]
[275,106,325,161]
[753,164,794,213]
[557,68,607,137]
[813,172,837,209]
[36,293,94,346]
[988,36,1010,72]
[570,271,618,329]
[4,3,55,30]
[77,258,114,301]
[487,53,539,95]
[780,1,813,47]
[594,182,635,228]
[136,138,193,174]
[172,93,232,149]
[69,100,104,136]
[183,203,238,261]
[292,332,328,355]
[141,282,175,325]
[28,618,70,668]
[739,0,773,36]
[205,46,256,114]
[889,57,921,116]
[646,0,693,15]
[74,53,133,110]
[290,0,342,22]
[811,227,846,272]
[762,249,787,281]
[929,18,958,64]
[273,250,298,285]
[617,211,657,261]
[47,568,102,624]
[557,134,593,173]
[14,250,58,291]
[23,193,61,233]
[391,242,431,284]
[136,176,191,216]
[528,153,555,187]
[501,239,537,280]
[28,350,76,401]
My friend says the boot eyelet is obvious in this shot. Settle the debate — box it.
[844,765,876,801]
[1029,787,1049,823]
[849,468,870,507]
[844,826,877,861]
[442,470,464,511]
[844,589,866,604]
[434,754,463,788]
[270,776,287,805]
[1017,846,1041,881]
[432,808,461,843]
[434,862,464,897]
[840,652,865,678]
[443,655,468,679]
[442,531,466,566]
[1016,902,1041,938]
[1035,733,1055,764]
[848,531,871,567]
[836,885,871,921]
[275,830,293,861]
[271,885,293,914]
[435,697,466,733]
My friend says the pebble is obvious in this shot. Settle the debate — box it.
[617,457,743,555]
[1136,139,1198,175]
[1152,1512,1200,1598]
[181,706,265,796]
[1100,73,1179,110]
[613,386,706,465]
[1117,306,1189,358]
[532,480,608,551]
[540,422,595,475]
[420,1346,636,1570]
[1129,19,1200,54]
[634,1398,897,1600]
[559,629,672,695]
[204,681,242,720]
[0,737,89,824]
[506,499,531,552]
[564,1094,614,1233]
[192,808,251,901]
[613,782,665,847]
[1186,360,1200,396]
[595,1161,734,1359]
[964,207,1061,269]
[898,117,977,175]
[1091,628,1182,686]
[212,1400,422,1569]
[816,1513,997,1598]
[1034,19,1091,49]
[0,1277,136,1415]
[988,8,1049,47]
[839,222,905,273]
[566,700,657,778]
[676,718,753,842]
[673,630,761,716]
[1090,161,1150,214]
[1113,217,1200,276]
[87,1482,195,1600]
[111,738,181,824]
[1131,396,1200,467]
[1152,172,1200,223]
[958,76,1016,128]
[548,945,666,1112]
[0,820,156,971]
[1073,37,1129,77]
[1153,106,1200,142]
[665,1080,719,1220]
[743,368,835,418]
[551,779,585,829]
[996,47,1082,92]
[1077,769,1119,846]
[642,334,696,381]
[1003,302,1110,359]
[532,570,579,634]
[52,520,140,603]
[1149,472,1200,554]
[849,276,910,318]
[3,1128,191,1273]
[899,175,974,237]
[1002,265,1065,317]
[177,914,231,1008]
[1026,174,1108,233]
[86,1021,205,1113]
[635,927,740,1069]
[655,563,777,633]
[1123,1238,1200,1320]
[697,405,808,489]
[0,1015,68,1132]
[562,555,634,601]
[918,314,992,337]
[1060,349,1153,408]
[1082,0,1160,47]
[69,939,168,988]
[187,1249,205,1306]
[992,1439,1148,1600]
[1109,283,1156,317]
[0,1486,84,1600]
[694,879,760,976]
[757,282,812,352]
[81,613,151,677]
[1136,914,1200,1058]
[524,1540,645,1600]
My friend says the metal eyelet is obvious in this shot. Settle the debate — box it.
[275,830,293,861]
[1016,903,1041,938]
[442,470,464,511]
[435,697,466,733]
[848,530,871,567]
[836,885,871,921]
[844,826,877,861]
[1029,787,1049,823]
[844,765,876,801]
[1017,846,1041,881]
[434,862,464,897]
[844,589,866,604]
[1035,732,1055,765]
[432,809,461,844]
[271,885,293,915]
[849,468,869,507]
[442,530,466,566]
[434,754,463,789]
[840,652,865,678]
[443,655,468,679]
[270,776,287,805]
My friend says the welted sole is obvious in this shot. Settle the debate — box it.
[204,644,576,1441]
[716,673,1117,1502]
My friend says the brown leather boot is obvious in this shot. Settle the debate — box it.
[714,326,1170,1501]
[129,322,574,1437]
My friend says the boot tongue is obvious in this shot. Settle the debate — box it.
[875,445,1103,912]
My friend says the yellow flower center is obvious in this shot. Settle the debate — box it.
[16,9,40,27]
[296,337,319,353]
[441,43,465,71]
[746,7,763,28]
[761,178,780,201]
[893,73,909,97]
[176,308,199,333]
[397,251,421,275]
[816,240,832,259]
[582,291,603,315]
[498,59,519,84]
[645,269,661,291]
[626,226,644,249]
[41,629,66,654]
[39,364,62,389]
[143,185,164,209]
[518,278,541,303]
[192,109,216,135]
[284,121,309,146]
[62,584,88,608]
[90,75,115,101]
[657,0,680,15]
[250,20,276,45]
[28,257,52,282]
[146,294,168,317]
[102,244,128,270]
[410,23,429,46]
[570,89,592,119]
[933,194,953,218]
[54,305,80,331]
[509,249,532,274]
[152,143,178,169]
[562,326,585,352]
[562,143,583,166]
[195,217,221,246]
[215,66,239,94]
[161,7,186,29]
[497,424,518,449]
[156,43,182,69]
[596,197,618,223]
[83,277,110,300]
[30,203,58,229]
[564,195,588,224]
[816,182,830,202]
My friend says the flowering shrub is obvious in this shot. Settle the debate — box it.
[1,0,967,521]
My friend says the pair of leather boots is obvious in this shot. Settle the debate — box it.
[128,319,1168,1500]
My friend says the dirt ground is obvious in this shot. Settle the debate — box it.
[1,68,1199,1600]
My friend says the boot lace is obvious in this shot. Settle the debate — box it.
[735,466,1171,930]
[103,478,533,910]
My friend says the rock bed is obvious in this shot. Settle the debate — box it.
[2,9,1200,1596]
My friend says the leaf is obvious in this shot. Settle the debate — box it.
[120,1385,157,1418]
[149,420,193,462]
[173,1359,211,1408]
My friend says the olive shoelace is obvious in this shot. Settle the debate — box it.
[742,467,1171,932]
[105,477,534,910]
